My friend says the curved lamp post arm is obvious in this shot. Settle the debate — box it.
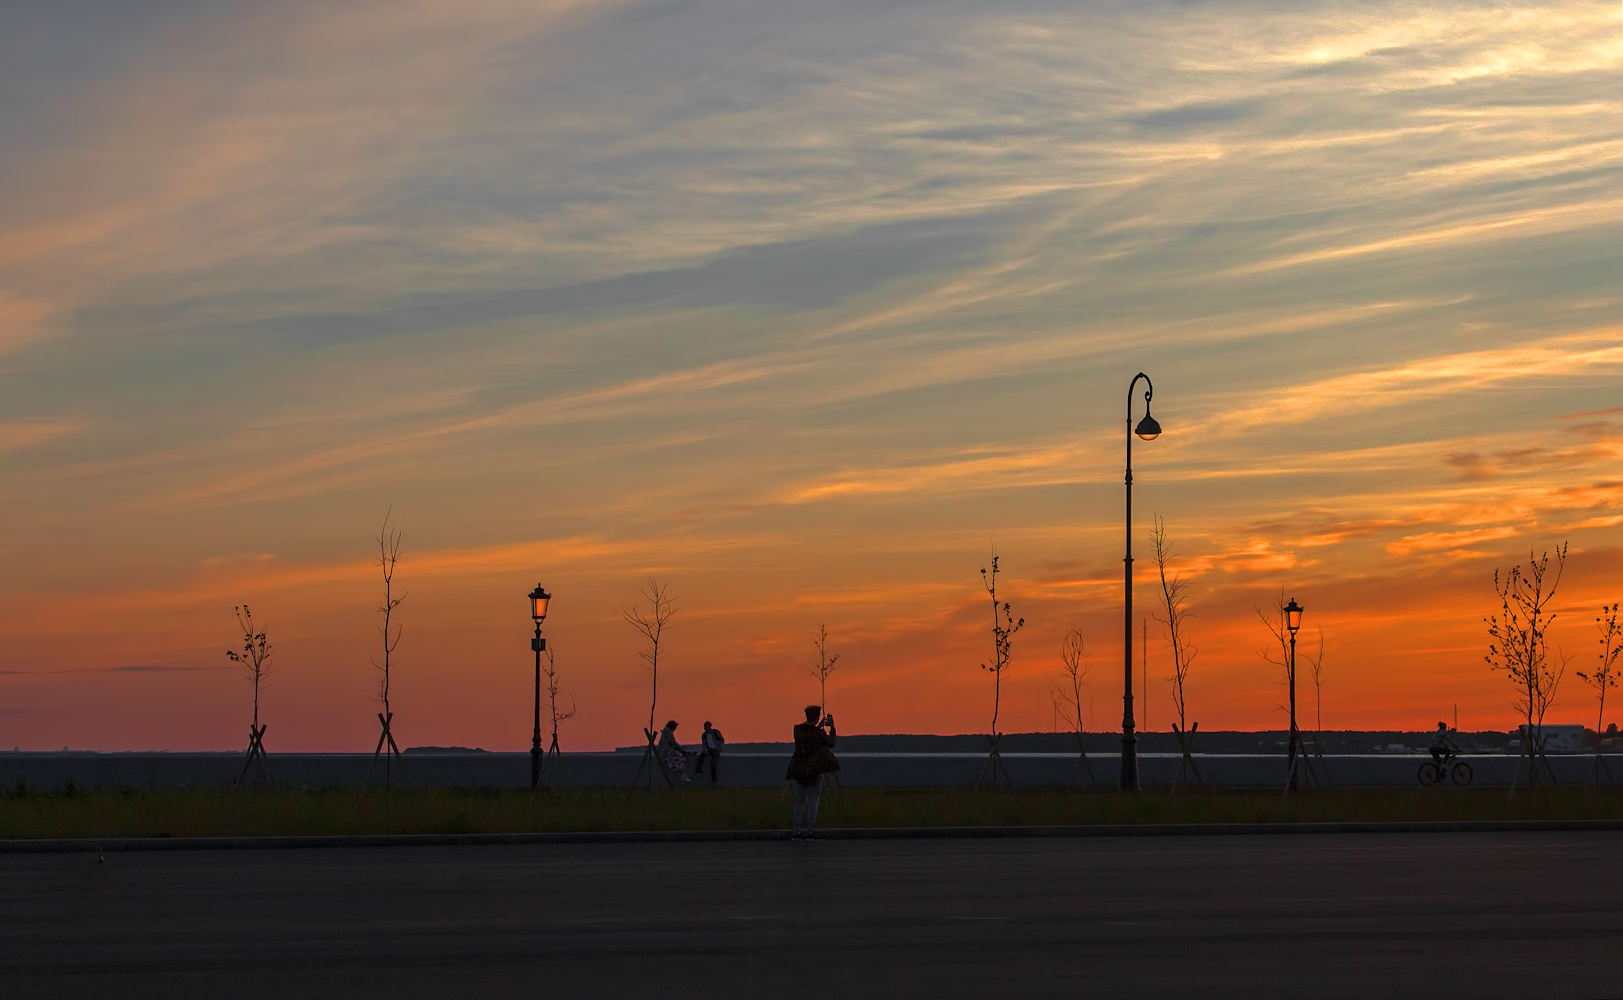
[1128,373,1154,427]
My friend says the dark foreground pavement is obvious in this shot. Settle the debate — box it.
[3,831,1620,998]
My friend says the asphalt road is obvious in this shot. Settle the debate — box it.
[4,832,1620,998]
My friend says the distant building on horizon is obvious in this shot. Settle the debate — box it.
[1517,724,1587,753]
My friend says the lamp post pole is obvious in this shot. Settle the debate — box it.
[1283,597,1303,792]
[528,584,551,792]
[1122,372,1161,792]
[531,621,544,790]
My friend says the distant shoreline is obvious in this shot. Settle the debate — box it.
[3,728,1605,757]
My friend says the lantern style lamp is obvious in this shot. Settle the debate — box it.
[1134,407,1162,441]
[529,585,551,625]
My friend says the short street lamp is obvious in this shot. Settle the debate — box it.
[1283,597,1304,793]
[1121,372,1163,792]
[528,584,551,791]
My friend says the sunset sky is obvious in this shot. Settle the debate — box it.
[0,0,1619,751]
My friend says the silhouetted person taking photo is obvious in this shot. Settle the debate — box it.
[786,704,839,840]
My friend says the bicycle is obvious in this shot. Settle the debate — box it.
[1418,750,1473,786]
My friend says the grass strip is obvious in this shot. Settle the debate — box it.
[3,786,1623,840]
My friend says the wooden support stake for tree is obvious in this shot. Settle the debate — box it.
[1590,751,1616,789]
[1306,729,1333,787]
[1068,730,1098,789]
[1509,728,1561,800]
[975,733,1012,791]
[1169,721,1203,794]
[234,723,271,789]
[1283,722,1320,795]
[631,726,675,790]
[544,731,563,788]
[364,711,406,791]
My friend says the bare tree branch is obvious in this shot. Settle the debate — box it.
[623,577,677,736]
[373,511,404,715]
[1306,627,1326,733]
[1254,586,1292,711]
[808,623,840,711]
[1150,515,1197,732]
[1054,626,1089,735]
[543,644,576,751]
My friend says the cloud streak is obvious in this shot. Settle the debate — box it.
[0,0,1618,748]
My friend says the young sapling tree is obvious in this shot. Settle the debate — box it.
[1151,516,1200,788]
[225,605,272,788]
[1054,626,1095,786]
[624,577,677,789]
[366,512,406,790]
[1307,628,1326,736]
[976,554,1024,789]
[542,644,577,783]
[1486,544,1569,789]
[1575,602,1620,786]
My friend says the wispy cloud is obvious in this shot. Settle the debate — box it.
[1204,331,1623,437]
[1226,197,1623,275]
[0,0,1618,747]
[1385,525,1521,557]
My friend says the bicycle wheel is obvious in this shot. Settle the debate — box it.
[1417,762,1441,786]
[1450,761,1473,786]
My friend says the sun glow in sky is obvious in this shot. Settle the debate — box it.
[0,0,1619,751]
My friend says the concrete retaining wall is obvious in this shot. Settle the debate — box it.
[1,751,1616,790]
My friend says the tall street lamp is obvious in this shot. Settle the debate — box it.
[528,584,551,791]
[1283,596,1304,792]
[1122,372,1162,792]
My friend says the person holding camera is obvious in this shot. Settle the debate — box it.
[786,705,839,841]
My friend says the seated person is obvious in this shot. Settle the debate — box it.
[657,720,691,782]
[695,720,724,783]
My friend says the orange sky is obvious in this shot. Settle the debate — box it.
[0,0,1619,750]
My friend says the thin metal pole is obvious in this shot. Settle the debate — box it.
[1288,629,1298,792]
[1122,372,1152,792]
[531,623,543,791]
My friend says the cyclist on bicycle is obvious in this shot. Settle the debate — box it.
[1429,721,1456,769]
